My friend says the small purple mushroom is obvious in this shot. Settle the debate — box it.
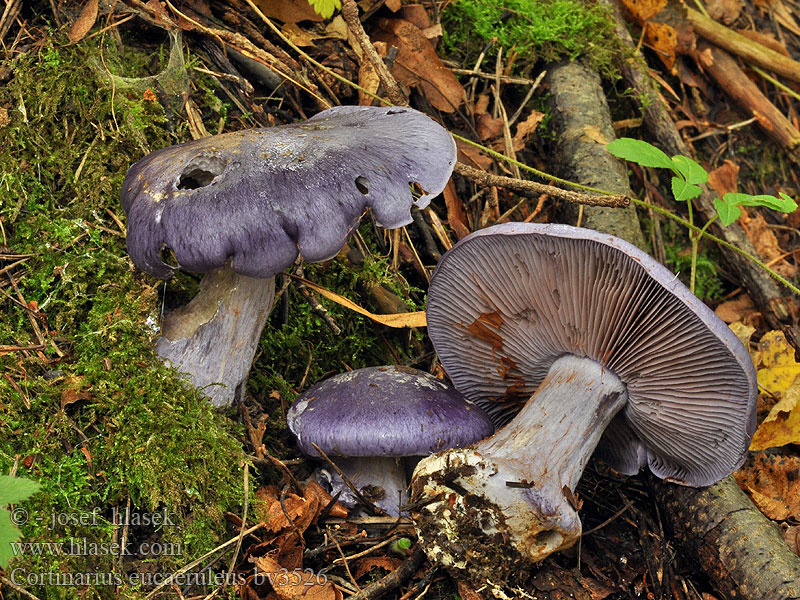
[120,106,456,406]
[287,365,494,516]
[410,222,757,578]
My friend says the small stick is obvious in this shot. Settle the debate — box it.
[454,163,629,207]
[341,0,407,106]
[347,547,428,600]
[311,442,384,516]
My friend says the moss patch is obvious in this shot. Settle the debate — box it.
[442,0,624,77]
[0,32,245,598]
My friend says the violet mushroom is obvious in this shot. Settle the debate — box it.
[410,222,757,579]
[287,366,494,516]
[120,106,456,407]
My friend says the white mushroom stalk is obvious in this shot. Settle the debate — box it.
[317,457,408,516]
[411,355,627,571]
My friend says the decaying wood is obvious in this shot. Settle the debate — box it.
[453,163,630,208]
[546,60,648,250]
[694,41,800,154]
[660,476,800,600]
[607,0,792,330]
[687,7,800,85]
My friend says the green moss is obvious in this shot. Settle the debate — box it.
[441,0,624,77]
[0,33,244,598]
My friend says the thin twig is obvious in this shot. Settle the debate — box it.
[340,0,407,106]
[454,163,629,207]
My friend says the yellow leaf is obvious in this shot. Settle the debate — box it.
[291,275,427,328]
[756,330,800,395]
[750,378,800,449]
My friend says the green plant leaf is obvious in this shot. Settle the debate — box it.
[0,476,40,569]
[307,0,341,18]
[734,193,799,213]
[671,155,708,185]
[715,195,743,226]
[607,138,673,170]
[0,475,40,505]
[671,176,703,202]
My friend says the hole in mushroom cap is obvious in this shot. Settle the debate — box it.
[355,176,369,195]
[159,245,180,268]
[409,181,429,200]
[177,155,227,190]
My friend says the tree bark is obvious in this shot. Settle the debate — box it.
[660,476,800,600]
[546,60,648,250]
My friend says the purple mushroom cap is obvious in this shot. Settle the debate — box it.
[121,106,457,279]
[426,222,757,486]
[287,366,495,457]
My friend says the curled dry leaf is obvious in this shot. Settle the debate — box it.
[707,160,739,198]
[714,294,755,324]
[373,18,464,112]
[68,0,98,43]
[739,208,797,278]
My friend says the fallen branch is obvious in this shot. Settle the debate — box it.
[694,41,800,154]
[606,0,793,329]
[687,7,800,85]
[453,163,630,208]
[659,476,800,599]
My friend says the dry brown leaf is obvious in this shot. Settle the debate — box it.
[373,18,464,112]
[476,113,505,142]
[353,556,403,578]
[282,23,318,46]
[581,125,609,145]
[708,160,739,198]
[620,0,668,22]
[252,0,323,23]
[60,375,92,409]
[254,554,342,600]
[68,0,99,43]
[714,294,754,323]
[399,4,432,30]
[706,0,743,24]
[443,178,472,239]
[739,208,797,278]
[513,110,544,151]
[735,453,800,519]
[456,139,494,171]
[645,21,678,71]
[303,479,349,517]
[784,525,800,556]
[755,0,800,37]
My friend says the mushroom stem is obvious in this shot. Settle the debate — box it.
[155,264,275,407]
[318,457,408,516]
[410,354,628,578]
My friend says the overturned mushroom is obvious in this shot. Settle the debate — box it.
[121,106,456,406]
[410,222,757,581]
[287,365,494,516]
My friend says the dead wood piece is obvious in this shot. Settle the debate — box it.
[453,163,630,208]
[546,60,648,250]
[687,7,800,86]
[606,0,793,330]
[694,41,800,154]
[658,476,800,600]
